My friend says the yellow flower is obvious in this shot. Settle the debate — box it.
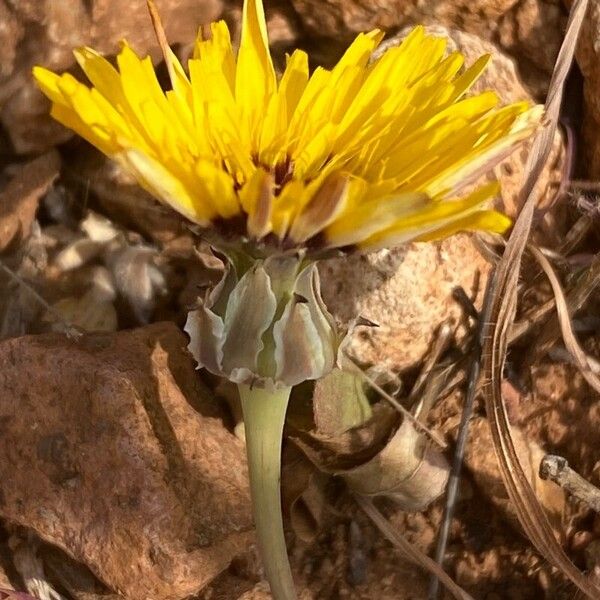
[33,0,537,253]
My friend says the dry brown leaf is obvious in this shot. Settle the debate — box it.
[289,400,398,472]
[0,152,60,253]
[481,0,600,595]
[340,417,449,511]
[290,360,451,510]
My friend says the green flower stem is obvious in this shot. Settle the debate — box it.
[238,384,296,600]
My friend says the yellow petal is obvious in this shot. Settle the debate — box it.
[196,159,241,219]
[271,179,305,239]
[258,49,309,163]
[325,189,429,248]
[288,172,351,244]
[358,182,501,250]
[118,149,215,225]
[235,0,276,148]
[194,21,236,93]
[240,168,274,238]
[414,209,511,242]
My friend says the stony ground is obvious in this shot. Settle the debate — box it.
[1,1,600,599]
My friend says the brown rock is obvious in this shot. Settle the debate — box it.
[1,83,74,155]
[0,323,252,600]
[573,0,600,178]
[289,0,514,41]
[90,0,222,56]
[320,234,488,372]
[0,0,222,154]
[0,0,91,152]
[498,0,566,75]
[0,0,22,80]
[0,151,61,253]
[290,0,564,93]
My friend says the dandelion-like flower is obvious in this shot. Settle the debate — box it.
[34,1,536,255]
[33,2,540,598]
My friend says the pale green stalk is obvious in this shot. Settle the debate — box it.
[238,384,296,600]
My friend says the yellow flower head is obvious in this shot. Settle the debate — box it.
[33,0,538,254]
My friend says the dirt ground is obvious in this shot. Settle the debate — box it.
[1,0,600,599]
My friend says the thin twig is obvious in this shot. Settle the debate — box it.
[540,455,600,513]
[355,494,475,600]
[428,273,496,600]
[408,321,454,404]
[452,287,479,321]
[558,213,593,256]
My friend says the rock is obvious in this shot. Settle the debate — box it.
[0,323,252,600]
[0,152,61,253]
[522,359,600,482]
[289,0,564,94]
[573,0,600,178]
[289,0,515,41]
[321,28,564,373]
[497,0,566,75]
[321,235,488,372]
[0,0,223,154]
[0,0,22,81]
[1,83,74,155]
[90,0,223,56]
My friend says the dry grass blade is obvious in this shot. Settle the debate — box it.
[529,246,600,393]
[558,213,593,255]
[355,494,474,600]
[428,276,496,600]
[510,251,600,343]
[480,0,600,596]
[408,322,453,403]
